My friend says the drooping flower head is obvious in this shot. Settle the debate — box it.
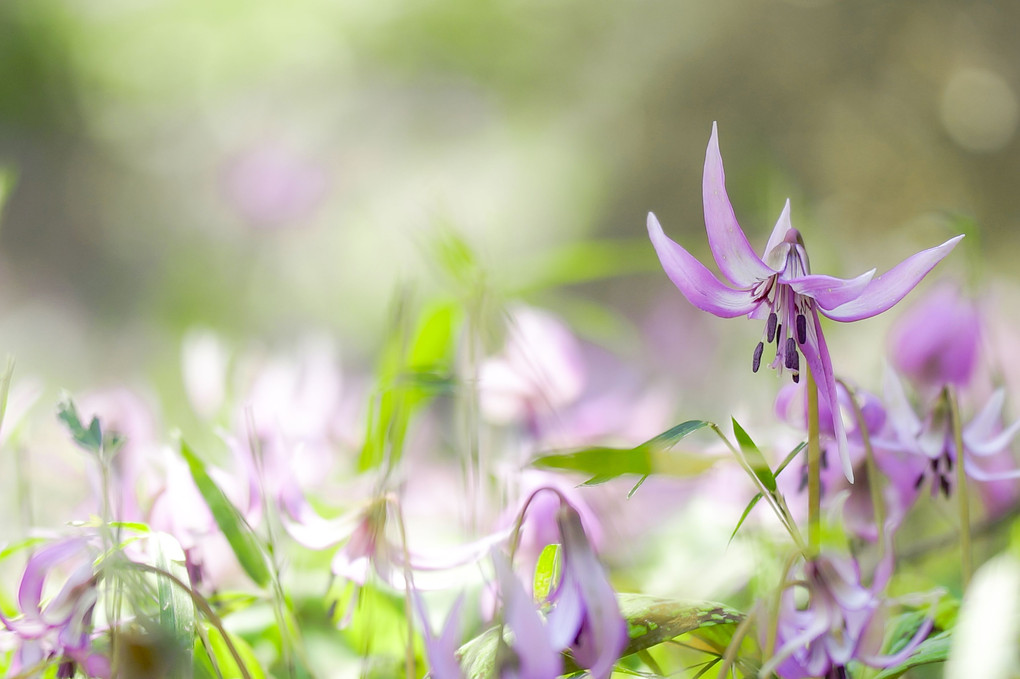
[0,537,109,678]
[648,122,963,481]
[544,499,628,679]
[765,551,934,679]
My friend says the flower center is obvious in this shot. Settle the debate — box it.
[751,231,813,383]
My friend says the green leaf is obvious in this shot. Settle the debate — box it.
[872,630,951,679]
[358,299,459,472]
[457,594,743,679]
[533,420,716,482]
[0,167,15,229]
[728,493,763,545]
[0,356,14,439]
[179,440,271,588]
[618,593,742,657]
[57,396,104,454]
[152,533,196,679]
[731,418,776,492]
[198,624,266,679]
[532,543,561,602]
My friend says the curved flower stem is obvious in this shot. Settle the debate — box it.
[839,378,886,564]
[948,386,972,587]
[806,364,821,556]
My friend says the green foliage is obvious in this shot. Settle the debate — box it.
[57,395,118,455]
[871,631,951,679]
[358,298,459,472]
[195,624,266,679]
[533,543,561,602]
[457,593,743,679]
[152,533,196,679]
[532,420,717,483]
[178,439,271,588]
[731,418,775,493]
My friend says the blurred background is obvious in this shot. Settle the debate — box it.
[0,0,1016,414]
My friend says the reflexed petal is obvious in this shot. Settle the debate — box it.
[647,213,759,318]
[882,370,924,449]
[18,539,89,618]
[494,553,562,679]
[821,236,965,322]
[788,270,876,310]
[414,593,465,679]
[703,123,778,285]
[763,200,793,266]
[964,457,1020,482]
[963,390,1020,456]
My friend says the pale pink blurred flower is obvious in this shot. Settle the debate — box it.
[222,143,327,227]
[479,306,586,429]
[888,282,981,393]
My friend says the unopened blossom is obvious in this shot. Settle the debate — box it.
[648,123,962,481]
[888,282,981,393]
[880,370,1020,496]
[766,551,932,679]
[545,501,628,679]
[0,537,109,678]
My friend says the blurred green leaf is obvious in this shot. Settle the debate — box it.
[872,630,950,679]
[731,418,775,493]
[533,420,716,482]
[618,594,742,658]
[458,593,743,679]
[729,441,804,544]
[0,168,15,228]
[358,299,459,472]
[179,440,271,588]
[152,533,195,679]
[0,356,14,440]
[533,543,561,602]
[57,395,104,454]
[511,239,660,292]
[197,624,266,679]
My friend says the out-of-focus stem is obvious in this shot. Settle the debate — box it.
[839,378,886,563]
[948,386,972,587]
[806,365,821,556]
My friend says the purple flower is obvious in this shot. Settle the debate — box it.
[775,382,922,541]
[545,501,627,679]
[647,123,963,481]
[765,552,932,678]
[880,370,1020,495]
[414,593,467,679]
[888,282,981,393]
[0,537,109,678]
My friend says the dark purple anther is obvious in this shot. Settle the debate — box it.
[797,314,807,344]
[767,312,778,343]
[785,338,798,371]
[775,323,782,345]
[752,342,764,373]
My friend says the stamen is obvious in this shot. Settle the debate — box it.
[752,342,764,373]
[785,338,799,371]
[940,476,951,498]
[766,312,778,343]
[775,323,782,345]
[796,314,807,344]
[914,474,925,490]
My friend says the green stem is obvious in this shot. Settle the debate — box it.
[948,386,972,587]
[805,365,821,556]
[839,378,886,565]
